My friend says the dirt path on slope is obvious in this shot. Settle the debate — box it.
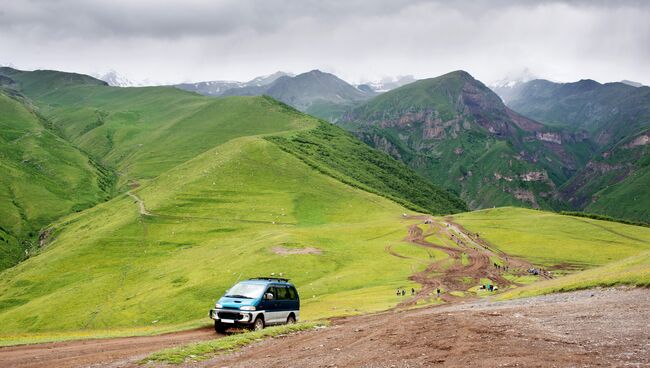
[0,327,216,368]
[183,288,650,368]
[396,217,540,306]
[127,191,151,216]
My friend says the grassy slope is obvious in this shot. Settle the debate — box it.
[0,71,465,340]
[267,121,467,214]
[31,88,309,188]
[499,250,650,299]
[585,164,650,222]
[0,136,430,338]
[0,90,107,270]
[452,207,650,270]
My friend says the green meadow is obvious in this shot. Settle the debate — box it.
[452,207,650,269]
[453,207,650,295]
[0,68,649,346]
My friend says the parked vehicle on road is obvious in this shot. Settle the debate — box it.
[209,277,300,333]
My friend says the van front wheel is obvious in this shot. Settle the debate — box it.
[286,314,296,324]
[253,316,265,331]
[214,320,227,334]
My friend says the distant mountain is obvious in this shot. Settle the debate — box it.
[504,79,650,147]
[359,75,416,92]
[621,80,644,88]
[97,70,137,87]
[174,71,292,96]
[497,78,650,221]
[340,70,588,210]
[489,70,537,104]
[221,70,376,120]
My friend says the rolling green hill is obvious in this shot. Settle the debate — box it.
[451,207,650,298]
[0,88,109,270]
[340,71,587,210]
[0,67,465,341]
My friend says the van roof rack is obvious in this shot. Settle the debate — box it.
[249,277,290,282]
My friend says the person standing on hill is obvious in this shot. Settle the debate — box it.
[411,288,415,296]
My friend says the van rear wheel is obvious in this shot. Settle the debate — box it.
[214,320,227,334]
[253,316,265,331]
[286,314,296,324]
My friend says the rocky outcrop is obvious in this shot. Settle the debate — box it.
[536,132,562,144]
[520,171,548,182]
[623,133,650,148]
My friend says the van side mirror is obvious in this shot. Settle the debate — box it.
[264,292,274,300]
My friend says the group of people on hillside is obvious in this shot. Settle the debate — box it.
[480,283,497,292]
[396,288,416,296]
[395,288,442,298]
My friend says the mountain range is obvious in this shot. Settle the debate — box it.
[337,71,648,222]
[178,70,377,121]
[497,78,650,221]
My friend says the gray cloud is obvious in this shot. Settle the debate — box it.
[1,0,648,85]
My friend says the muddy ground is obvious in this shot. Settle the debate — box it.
[2,288,647,367]
[189,288,649,368]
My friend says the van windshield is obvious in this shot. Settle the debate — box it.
[224,283,266,299]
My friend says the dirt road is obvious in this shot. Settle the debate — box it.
[396,217,538,306]
[0,327,216,368]
[189,288,650,368]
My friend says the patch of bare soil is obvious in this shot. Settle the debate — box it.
[271,246,322,255]
[194,288,650,368]
[0,327,216,368]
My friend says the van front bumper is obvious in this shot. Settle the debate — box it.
[209,308,261,325]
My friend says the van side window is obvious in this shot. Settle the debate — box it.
[287,286,298,300]
[266,286,277,299]
[276,286,289,300]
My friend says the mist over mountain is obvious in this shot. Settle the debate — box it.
[175,71,292,96]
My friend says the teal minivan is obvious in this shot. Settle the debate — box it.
[209,277,300,333]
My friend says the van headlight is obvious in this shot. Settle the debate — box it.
[240,306,256,311]
[215,303,222,309]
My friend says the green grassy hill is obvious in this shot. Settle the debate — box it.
[0,89,109,270]
[453,207,650,269]
[0,136,430,337]
[452,207,650,296]
[0,68,465,341]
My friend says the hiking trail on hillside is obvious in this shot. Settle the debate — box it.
[393,216,545,307]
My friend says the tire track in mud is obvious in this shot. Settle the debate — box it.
[389,216,543,307]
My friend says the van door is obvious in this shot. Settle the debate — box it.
[260,286,281,324]
[275,286,291,322]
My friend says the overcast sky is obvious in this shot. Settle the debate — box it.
[1,0,648,85]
